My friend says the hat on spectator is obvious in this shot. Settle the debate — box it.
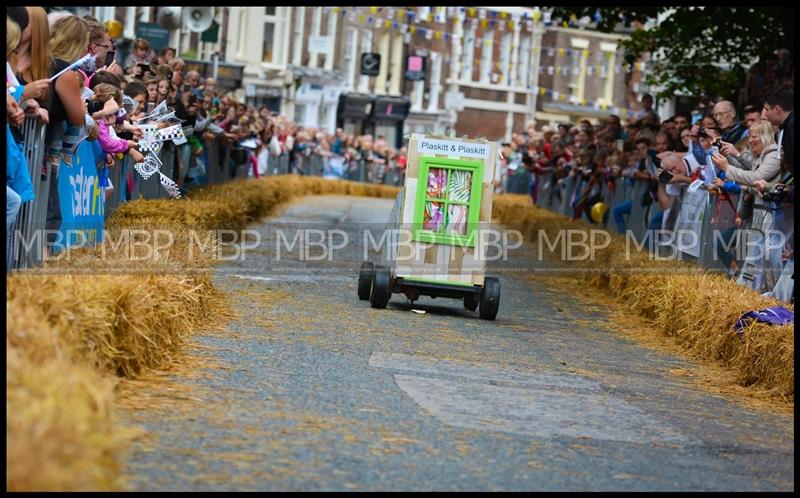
[7,6,28,32]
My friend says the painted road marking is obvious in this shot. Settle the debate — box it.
[370,352,689,444]
[369,352,602,393]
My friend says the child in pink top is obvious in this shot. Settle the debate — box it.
[89,83,144,163]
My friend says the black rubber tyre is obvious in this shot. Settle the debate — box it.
[464,293,479,311]
[369,267,392,309]
[358,261,375,301]
[479,277,500,320]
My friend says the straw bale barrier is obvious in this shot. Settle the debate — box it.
[492,194,793,399]
[6,176,399,490]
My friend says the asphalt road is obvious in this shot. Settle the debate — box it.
[121,194,794,491]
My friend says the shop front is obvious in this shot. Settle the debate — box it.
[337,94,411,149]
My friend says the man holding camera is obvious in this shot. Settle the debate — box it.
[713,100,749,145]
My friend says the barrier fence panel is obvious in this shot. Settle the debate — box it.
[383,168,404,186]
[308,155,325,177]
[626,180,651,242]
[699,192,740,269]
[12,117,49,269]
[538,173,552,210]
[105,158,125,212]
[206,138,223,185]
[270,153,289,176]
[557,175,579,217]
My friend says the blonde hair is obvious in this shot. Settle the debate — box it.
[168,58,185,72]
[49,15,89,63]
[133,38,150,51]
[26,7,52,83]
[7,16,20,56]
[749,121,776,149]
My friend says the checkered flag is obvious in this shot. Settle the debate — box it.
[134,152,161,180]
[158,124,184,142]
[158,171,182,198]
[137,139,160,154]
[154,110,177,123]
[172,126,188,145]
[140,100,167,122]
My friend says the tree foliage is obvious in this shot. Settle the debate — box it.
[550,7,793,99]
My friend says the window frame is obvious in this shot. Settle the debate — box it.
[261,7,287,67]
[262,21,276,63]
[413,156,484,248]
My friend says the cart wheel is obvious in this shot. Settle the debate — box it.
[370,267,392,309]
[464,293,479,311]
[358,261,375,301]
[479,277,500,320]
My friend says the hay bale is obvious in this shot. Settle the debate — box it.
[6,304,133,491]
[492,193,794,398]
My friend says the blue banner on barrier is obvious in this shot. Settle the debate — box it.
[54,140,106,251]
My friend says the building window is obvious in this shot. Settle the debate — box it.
[569,38,589,101]
[344,28,358,90]
[599,42,618,105]
[499,32,511,85]
[358,29,373,93]
[479,29,494,85]
[518,35,531,88]
[261,7,282,64]
[262,23,275,63]
[237,9,247,59]
[461,23,476,82]
[598,52,610,103]
[292,7,305,65]
[295,104,305,124]
[567,50,581,96]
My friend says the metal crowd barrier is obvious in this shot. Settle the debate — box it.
[532,164,792,299]
[10,116,49,270]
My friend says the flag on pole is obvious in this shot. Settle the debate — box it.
[49,53,93,81]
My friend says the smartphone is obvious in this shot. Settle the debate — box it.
[659,169,674,184]
[104,50,116,68]
[616,139,624,152]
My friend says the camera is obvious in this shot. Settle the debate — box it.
[87,100,104,115]
[521,151,534,166]
[697,128,709,139]
[712,139,723,149]
[762,184,792,204]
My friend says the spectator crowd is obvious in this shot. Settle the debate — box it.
[496,85,793,302]
[5,7,794,303]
